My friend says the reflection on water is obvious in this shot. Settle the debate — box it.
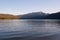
[0,19,60,40]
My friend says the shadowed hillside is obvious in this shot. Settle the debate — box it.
[20,12,48,19]
[46,12,60,19]
[19,11,60,19]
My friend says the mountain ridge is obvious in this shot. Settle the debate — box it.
[19,11,60,19]
[0,11,60,19]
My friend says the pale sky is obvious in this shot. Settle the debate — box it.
[0,0,60,15]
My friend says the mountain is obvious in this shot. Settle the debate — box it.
[46,12,60,19]
[0,14,19,19]
[19,11,60,19]
[20,12,48,19]
[1,11,60,19]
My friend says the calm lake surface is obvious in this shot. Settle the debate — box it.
[0,19,60,40]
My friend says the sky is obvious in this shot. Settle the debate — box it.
[0,0,60,15]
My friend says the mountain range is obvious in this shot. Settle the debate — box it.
[0,11,60,19]
[19,12,47,19]
[19,11,60,19]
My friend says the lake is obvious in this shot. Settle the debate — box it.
[0,19,60,40]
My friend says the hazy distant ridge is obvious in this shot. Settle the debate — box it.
[19,11,60,19]
[0,11,60,19]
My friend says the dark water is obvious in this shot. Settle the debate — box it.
[0,19,60,40]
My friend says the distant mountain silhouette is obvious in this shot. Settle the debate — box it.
[20,12,48,19]
[19,11,60,19]
[0,11,60,19]
[46,12,60,19]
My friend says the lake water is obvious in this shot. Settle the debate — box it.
[0,19,60,40]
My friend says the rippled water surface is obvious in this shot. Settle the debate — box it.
[0,19,60,40]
